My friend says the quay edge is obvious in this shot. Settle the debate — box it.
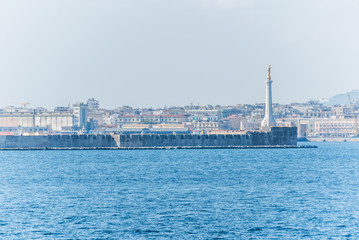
[0,145,317,151]
[0,127,304,150]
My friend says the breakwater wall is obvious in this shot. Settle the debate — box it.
[0,127,297,149]
[0,135,117,149]
[114,127,297,148]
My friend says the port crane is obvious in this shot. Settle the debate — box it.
[347,94,358,137]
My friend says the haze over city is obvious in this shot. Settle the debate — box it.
[3,2,359,239]
[1,0,359,108]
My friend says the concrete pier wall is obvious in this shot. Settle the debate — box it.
[114,127,297,148]
[0,127,296,149]
[0,135,117,149]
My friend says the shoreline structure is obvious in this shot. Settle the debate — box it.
[0,145,316,151]
[0,127,301,150]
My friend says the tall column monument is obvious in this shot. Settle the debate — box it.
[261,65,276,127]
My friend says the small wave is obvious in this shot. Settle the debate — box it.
[248,227,262,232]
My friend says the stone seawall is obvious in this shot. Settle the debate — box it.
[114,127,297,148]
[0,127,297,149]
[0,135,117,149]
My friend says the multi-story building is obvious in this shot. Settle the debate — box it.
[331,106,353,116]
[87,98,100,111]
[303,108,333,118]
[0,112,74,133]
[35,113,74,131]
[54,107,72,113]
[277,118,319,137]
[185,109,224,122]
[227,115,262,130]
[73,103,88,128]
[314,117,358,138]
[118,114,188,124]
[104,113,119,125]
[192,121,220,132]
[0,112,35,130]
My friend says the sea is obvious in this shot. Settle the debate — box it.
[1,142,359,239]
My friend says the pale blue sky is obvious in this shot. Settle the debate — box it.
[0,0,358,109]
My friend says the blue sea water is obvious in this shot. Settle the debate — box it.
[0,142,359,239]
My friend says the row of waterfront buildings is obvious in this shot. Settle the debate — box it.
[0,97,358,138]
[2,66,356,138]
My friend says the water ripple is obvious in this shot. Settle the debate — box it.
[0,143,359,238]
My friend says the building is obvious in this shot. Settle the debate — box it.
[35,112,74,132]
[278,118,318,137]
[0,111,74,133]
[54,106,72,113]
[104,113,119,125]
[227,115,262,131]
[331,106,353,116]
[185,109,224,122]
[314,117,358,138]
[192,121,220,132]
[73,103,88,128]
[118,114,188,125]
[87,98,100,111]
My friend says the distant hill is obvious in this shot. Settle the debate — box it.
[320,89,359,106]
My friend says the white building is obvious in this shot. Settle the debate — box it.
[35,113,74,131]
[314,117,358,138]
[104,114,119,125]
[277,118,318,137]
[73,103,88,128]
[0,112,74,133]
[118,114,188,124]
[227,115,262,130]
[87,98,100,110]
[185,109,223,122]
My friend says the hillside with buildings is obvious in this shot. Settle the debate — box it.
[320,89,359,106]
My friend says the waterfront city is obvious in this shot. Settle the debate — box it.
[1,90,359,140]
[2,0,359,238]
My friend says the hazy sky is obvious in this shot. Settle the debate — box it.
[1,0,359,109]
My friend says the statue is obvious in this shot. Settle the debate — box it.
[262,64,276,127]
[267,65,271,80]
